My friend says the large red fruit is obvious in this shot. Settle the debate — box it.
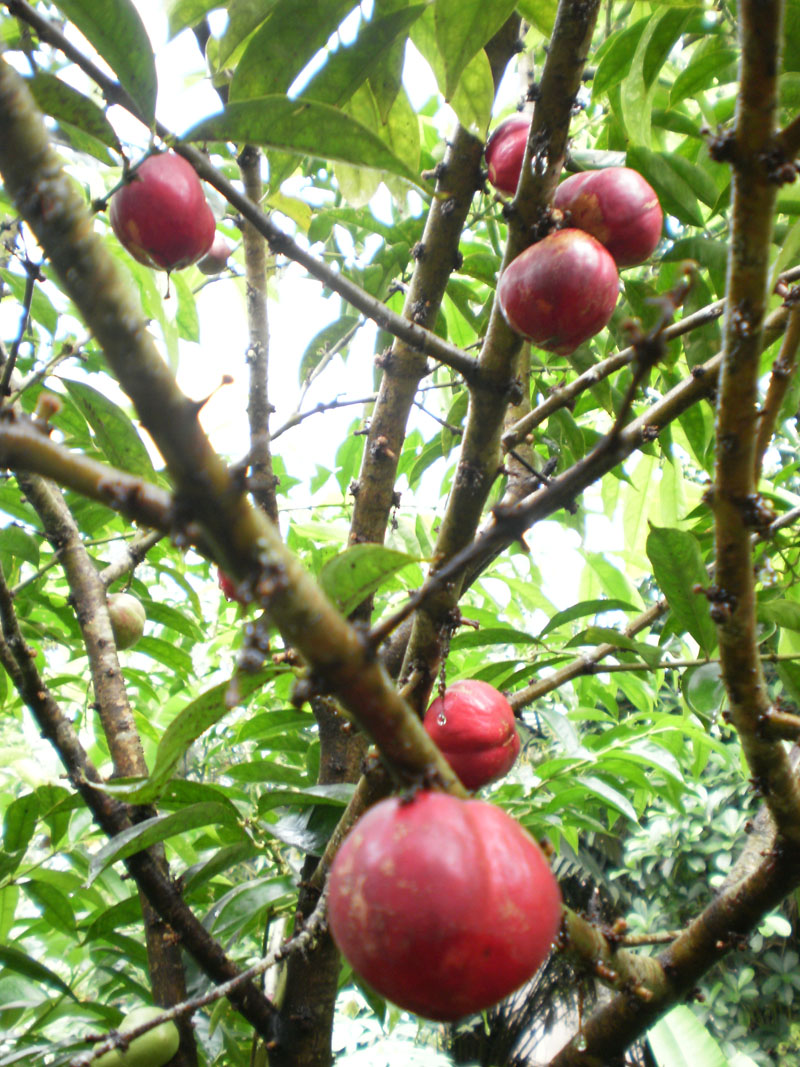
[554,167,662,267]
[485,114,531,195]
[109,152,215,271]
[497,229,619,354]
[424,680,520,790]
[328,792,562,1021]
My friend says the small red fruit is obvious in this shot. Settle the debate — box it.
[424,680,520,790]
[554,167,663,267]
[109,152,215,271]
[497,229,619,354]
[485,114,531,196]
[328,792,562,1021]
[218,568,247,606]
[197,232,232,275]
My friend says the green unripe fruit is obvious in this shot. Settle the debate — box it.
[107,592,146,651]
[94,1007,180,1067]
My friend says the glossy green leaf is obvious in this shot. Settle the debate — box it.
[51,0,157,123]
[166,0,222,39]
[627,146,705,227]
[670,42,738,105]
[184,98,427,188]
[3,793,39,854]
[0,944,77,1000]
[62,380,156,479]
[620,8,694,148]
[648,1005,729,1067]
[433,0,517,101]
[22,879,76,936]
[0,526,40,569]
[229,0,355,100]
[26,73,121,152]
[539,599,637,638]
[449,46,494,136]
[577,774,638,823]
[216,0,281,67]
[0,269,59,336]
[319,544,420,616]
[514,0,558,34]
[646,526,717,657]
[101,670,278,804]
[682,662,725,719]
[301,6,425,109]
[88,803,246,884]
[592,18,649,97]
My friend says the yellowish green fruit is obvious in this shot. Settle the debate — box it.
[107,592,146,651]
[94,1006,180,1067]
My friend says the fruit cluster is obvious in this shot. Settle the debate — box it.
[328,680,561,1020]
[486,114,663,353]
[109,151,230,274]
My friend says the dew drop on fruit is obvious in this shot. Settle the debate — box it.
[437,712,447,726]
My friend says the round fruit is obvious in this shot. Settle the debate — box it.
[107,592,145,651]
[554,167,662,267]
[424,680,520,790]
[328,791,562,1021]
[497,228,619,354]
[94,1006,180,1067]
[109,152,215,272]
[197,232,232,275]
[485,114,531,196]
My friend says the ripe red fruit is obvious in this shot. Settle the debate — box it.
[424,680,520,790]
[328,792,562,1021]
[197,232,232,275]
[485,114,531,195]
[497,228,619,354]
[109,152,215,272]
[554,167,663,267]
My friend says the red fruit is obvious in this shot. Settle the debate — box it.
[197,232,232,275]
[218,568,247,606]
[424,680,520,790]
[497,229,619,354]
[109,152,215,271]
[328,792,562,1021]
[485,114,531,196]
[554,167,663,268]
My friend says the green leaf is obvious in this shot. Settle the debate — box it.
[62,380,156,479]
[620,8,694,148]
[627,146,705,227]
[26,73,121,152]
[229,0,355,100]
[216,0,280,66]
[183,98,427,188]
[102,670,278,805]
[0,269,59,336]
[434,0,517,101]
[22,879,76,936]
[88,803,245,884]
[3,793,39,854]
[449,47,494,137]
[648,1005,729,1067]
[51,0,157,123]
[0,526,40,569]
[514,0,558,34]
[670,43,738,106]
[0,944,77,1000]
[577,774,638,823]
[682,662,725,719]
[166,0,222,39]
[300,6,426,109]
[646,526,717,657]
[319,544,420,616]
[539,599,637,639]
[592,18,649,97]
